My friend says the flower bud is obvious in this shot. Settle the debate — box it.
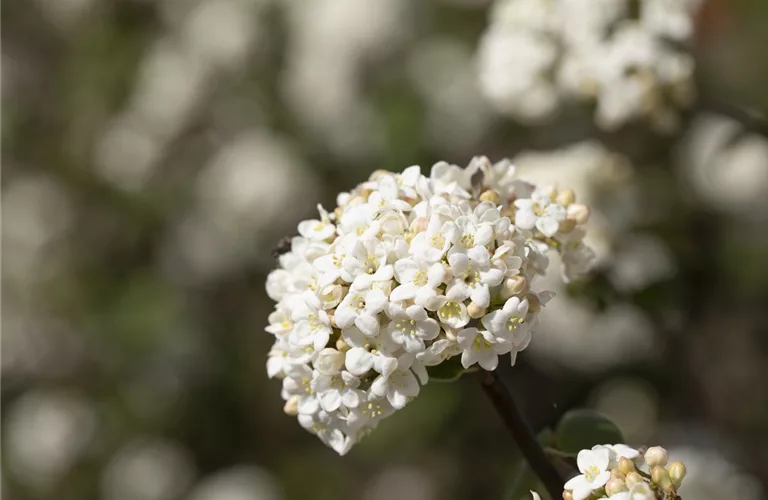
[618,457,636,475]
[567,203,590,225]
[557,218,576,233]
[645,446,669,467]
[561,491,573,500]
[668,461,686,487]
[611,469,625,480]
[315,348,344,375]
[479,189,500,204]
[556,188,575,206]
[336,338,351,352]
[543,186,557,200]
[468,303,487,319]
[605,478,627,496]
[501,276,527,299]
[625,472,644,487]
[651,466,671,490]
[283,396,299,416]
[328,310,338,328]
[409,217,428,234]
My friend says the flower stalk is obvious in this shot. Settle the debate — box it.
[479,367,564,499]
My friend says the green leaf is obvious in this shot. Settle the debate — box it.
[426,357,477,382]
[555,409,624,454]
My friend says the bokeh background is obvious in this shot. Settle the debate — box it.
[3,0,768,499]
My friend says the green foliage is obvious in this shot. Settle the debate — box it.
[426,357,478,382]
[554,410,624,454]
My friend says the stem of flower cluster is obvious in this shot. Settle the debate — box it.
[480,370,564,499]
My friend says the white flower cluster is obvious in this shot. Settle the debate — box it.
[478,0,700,130]
[265,158,594,454]
[544,444,688,500]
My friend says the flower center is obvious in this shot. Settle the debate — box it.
[584,465,600,482]
[366,402,384,418]
[506,315,524,331]
[412,270,428,286]
[365,253,379,274]
[439,301,462,320]
[473,335,491,351]
[350,294,365,312]
[431,233,445,249]
[463,269,481,286]
[460,233,475,247]
[395,319,417,336]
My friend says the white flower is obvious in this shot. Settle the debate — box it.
[593,443,640,469]
[311,370,364,412]
[409,213,457,263]
[416,338,462,366]
[564,447,612,500]
[386,304,440,353]
[334,281,389,336]
[342,237,393,285]
[297,205,336,241]
[282,365,320,415]
[456,327,508,371]
[514,191,567,237]
[390,258,445,306]
[434,287,471,329]
[314,348,345,375]
[344,347,398,379]
[370,366,420,409]
[429,161,471,197]
[481,296,530,341]
[445,251,504,308]
[289,296,333,351]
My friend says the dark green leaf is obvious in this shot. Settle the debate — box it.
[426,357,477,382]
[555,410,624,454]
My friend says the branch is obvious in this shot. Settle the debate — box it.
[479,368,565,499]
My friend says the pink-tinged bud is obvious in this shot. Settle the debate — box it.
[561,491,573,500]
[410,217,428,233]
[567,203,590,224]
[645,446,669,467]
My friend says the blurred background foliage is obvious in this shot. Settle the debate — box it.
[2,0,768,499]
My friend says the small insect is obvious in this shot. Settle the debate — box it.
[271,236,294,259]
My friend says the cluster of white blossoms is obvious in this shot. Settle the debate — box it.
[265,158,594,454]
[533,444,689,500]
[478,0,700,130]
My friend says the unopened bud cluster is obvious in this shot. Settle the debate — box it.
[265,157,595,454]
[562,444,688,500]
